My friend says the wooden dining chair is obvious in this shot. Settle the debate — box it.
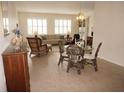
[66,45,85,74]
[83,40,86,48]
[84,42,102,71]
[58,40,69,66]
[27,37,48,56]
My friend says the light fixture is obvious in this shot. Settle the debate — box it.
[76,3,85,27]
[76,12,84,21]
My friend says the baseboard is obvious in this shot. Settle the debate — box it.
[99,57,124,68]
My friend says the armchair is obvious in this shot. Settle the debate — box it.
[27,37,48,56]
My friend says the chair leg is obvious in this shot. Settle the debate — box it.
[93,59,98,71]
[95,64,98,71]
[29,52,32,57]
[77,62,82,74]
[46,49,48,54]
[58,58,61,66]
[81,59,85,69]
[58,56,64,66]
[45,50,47,54]
[58,56,63,66]
[77,70,81,74]
[61,57,64,64]
[67,61,71,73]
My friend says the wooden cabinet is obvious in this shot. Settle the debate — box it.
[2,45,30,92]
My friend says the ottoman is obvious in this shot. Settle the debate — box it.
[47,44,52,52]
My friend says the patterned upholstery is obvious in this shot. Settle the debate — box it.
[40,35,66,45]
[58,40,69,66]
[27,37,48,56]
[84,42,102,71]
[66,45,85,74]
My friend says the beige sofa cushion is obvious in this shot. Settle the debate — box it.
[41,34,65,45]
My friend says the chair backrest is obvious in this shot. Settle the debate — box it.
[74,34,80,42]
[67,45,84,62]
[27,37,42,52]
[94,42,102,59]
[87,36,93,48]
[72,34,80,44]
[75,40,85,48]
[83,40,86,48]
[58,40,65,54]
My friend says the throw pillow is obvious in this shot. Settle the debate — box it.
[60,35,64,39]
[42,35,47,40]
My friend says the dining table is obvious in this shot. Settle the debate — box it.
[64,41,93,54]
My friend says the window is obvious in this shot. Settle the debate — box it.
[27,18,47,35]
[55,19,71,34]
[3,18,9,31]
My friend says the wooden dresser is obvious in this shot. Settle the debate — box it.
[2,45,30,92]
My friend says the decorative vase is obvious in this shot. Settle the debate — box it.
[11,36,22,51]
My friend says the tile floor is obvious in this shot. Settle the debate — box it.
[28,46,124,92]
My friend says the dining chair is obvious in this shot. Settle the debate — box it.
[83,40,86,48]
[84,42,102,71]
[87,36,93,48]
[66,45,85,74]
[58,40,69,66]
[76,39,86,48]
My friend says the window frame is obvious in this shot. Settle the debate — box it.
[55,19,71,35]
[3,18,9,31]
[27,18,47,35]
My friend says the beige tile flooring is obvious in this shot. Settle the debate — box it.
[28,46,124,92]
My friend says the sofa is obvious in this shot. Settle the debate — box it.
[40,35,66,45]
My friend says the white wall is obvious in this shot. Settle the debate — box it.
[18,12,78,37]
[15,1,94,15]
[0,2,17,91]
[15,1,95,37]
[88,11,94,36]
[94,2,124,67]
